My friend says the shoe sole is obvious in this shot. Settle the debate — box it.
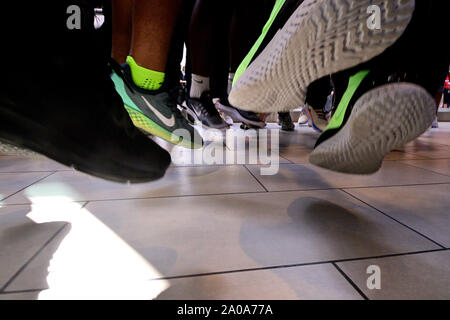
[111,72,202,149]
[0,141,40,157]
[309,82,436,174]
[215,102,266,129]
[179,104,197,125]
[229,0,415,112]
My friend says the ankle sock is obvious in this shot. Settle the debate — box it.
[126,56,165,91]
[190,74,210,99]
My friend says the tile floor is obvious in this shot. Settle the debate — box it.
[0,123,449,300]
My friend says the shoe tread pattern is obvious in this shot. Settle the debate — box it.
[229,0,415,112]
[309,82,435,174]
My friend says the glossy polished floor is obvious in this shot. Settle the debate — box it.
[0,122,449,300]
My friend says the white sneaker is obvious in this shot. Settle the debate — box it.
[298,108,308,125]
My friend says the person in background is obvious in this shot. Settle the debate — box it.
[184,0,274,130]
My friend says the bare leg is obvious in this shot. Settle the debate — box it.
[131,0,183,72]
[112,0,133,64]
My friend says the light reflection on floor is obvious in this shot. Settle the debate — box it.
[24,189,169,300]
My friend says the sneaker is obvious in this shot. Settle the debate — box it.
[180,107,197,126]
[111,63,203,149]
[185,92,229,130]
[305,76,336,130]
[323,92,335,120]
[215,97,266,128]
[297,107,308,125]
[0,1,171,183]
[229,0,416,113]
[432,117,439,129]
[305,106,327,133]
[212,98,234,126]
[309,70,438,174]
[308,0,450,174]
[233,0,305,90]
[278,112,295,131]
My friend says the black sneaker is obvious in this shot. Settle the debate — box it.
[215,97,266,128]
[185,92,229,130]
[309,0,450,174]
[0,1,171,183]
[278,112,295,132]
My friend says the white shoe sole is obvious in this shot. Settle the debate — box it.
[309,82,436,174]
[229,0,415,112]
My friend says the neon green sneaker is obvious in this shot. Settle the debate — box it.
[229,0,415,113]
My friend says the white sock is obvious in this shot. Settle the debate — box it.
[227,72,235,95]
[190,74,210,99]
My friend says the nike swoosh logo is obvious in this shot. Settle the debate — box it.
[141,96,176,128]
[194,79,203,84]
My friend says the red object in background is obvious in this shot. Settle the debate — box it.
[445,76,450,89]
